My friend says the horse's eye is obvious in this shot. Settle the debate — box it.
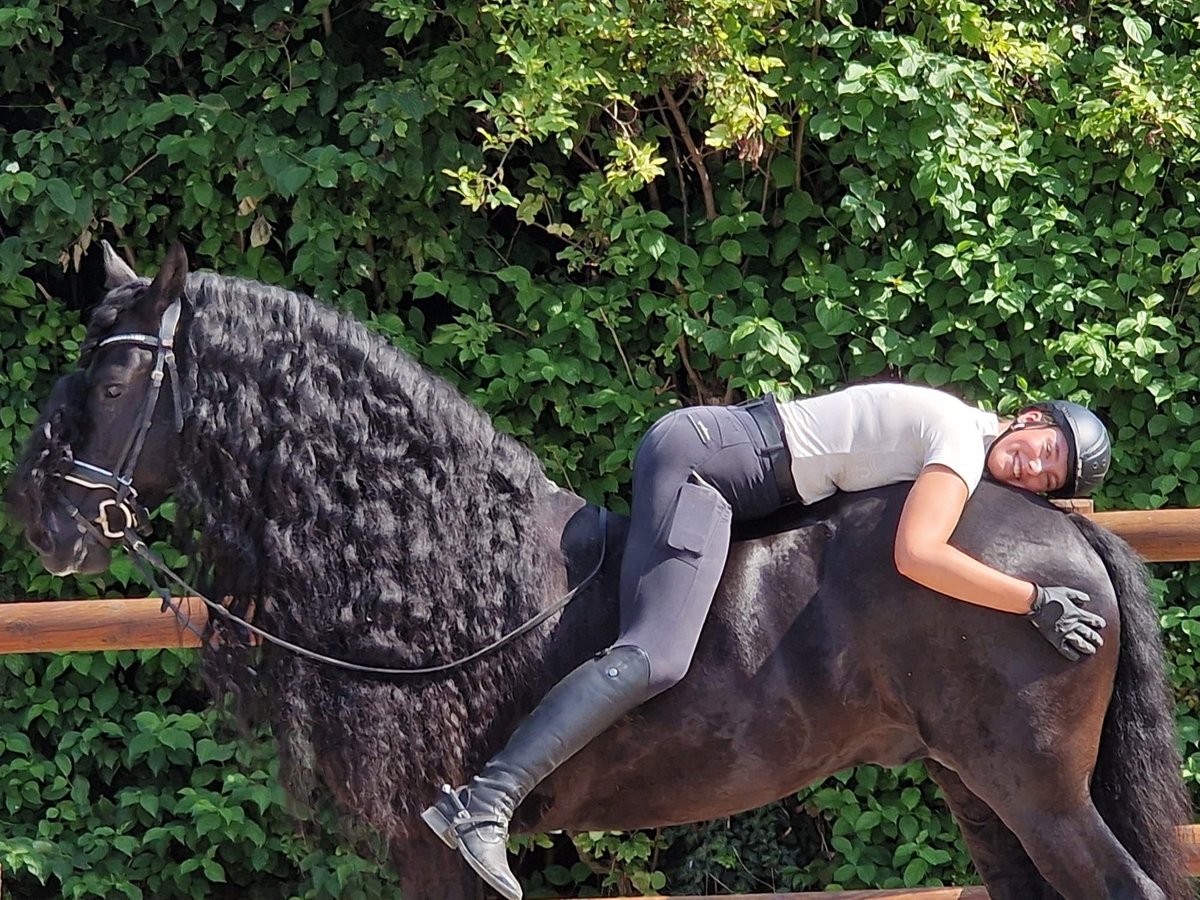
[102,384,124,400]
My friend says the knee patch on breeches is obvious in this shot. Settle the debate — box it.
[663,479,730,555]
[622,479,732,696]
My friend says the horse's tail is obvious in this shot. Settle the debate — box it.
[1070,513,1191,900]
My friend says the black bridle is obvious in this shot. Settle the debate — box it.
[54,297,606,676]
[58,298,184,543]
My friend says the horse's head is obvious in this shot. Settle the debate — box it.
[8,243,189,576]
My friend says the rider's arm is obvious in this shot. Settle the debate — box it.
[893,464,1037,613]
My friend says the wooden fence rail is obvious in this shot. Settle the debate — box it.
[1088,508,1200,562]
[0,596,210,654]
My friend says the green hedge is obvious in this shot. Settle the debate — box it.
[1,0,1198,895]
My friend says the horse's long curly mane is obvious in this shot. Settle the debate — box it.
[134,272,560,853]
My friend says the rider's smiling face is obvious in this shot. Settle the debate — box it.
[987,411,1071,494]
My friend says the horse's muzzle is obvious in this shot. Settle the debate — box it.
[26,509,113,576]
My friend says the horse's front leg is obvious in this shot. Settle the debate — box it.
[398,832,489,900]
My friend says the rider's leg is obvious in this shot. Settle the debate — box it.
[615,404,787,693]
[422,403,789,900]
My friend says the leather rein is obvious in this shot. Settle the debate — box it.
[54,298,607,676]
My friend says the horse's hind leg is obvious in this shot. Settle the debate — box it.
[947,758,1165,900]
[1002,803,1163,900]
[925,760,1060,900]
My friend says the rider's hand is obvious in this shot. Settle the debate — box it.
[1027,585,1106,661]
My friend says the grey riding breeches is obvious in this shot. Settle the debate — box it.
[614,400,795,696]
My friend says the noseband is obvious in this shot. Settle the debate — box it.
[51,296,606,677]
[57,298,184,541]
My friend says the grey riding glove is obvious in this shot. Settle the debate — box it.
[1027,585,1107,661]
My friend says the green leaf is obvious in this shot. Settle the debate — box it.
[640,231,667,260]
[93,682,119,715]
[127,732,158,761]
[5,732,32,755]
[192,180,215,208]
[45,179,75,215]
[1122,15,1151,45]
[196,738,234,764]
[156,727,192,751]
[108,555,135,586]
[542,864,574,886]
[903,857,929,886]
[856,810,883,832]
[276,165,311,197]
[919,846,953,865]
[201,858,227,882]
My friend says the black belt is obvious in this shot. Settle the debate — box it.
[738,394,801,506]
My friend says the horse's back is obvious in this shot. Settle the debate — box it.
[720,481,1119,774]
[528,481,1120,832]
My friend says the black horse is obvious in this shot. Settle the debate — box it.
[8,244,1191,899]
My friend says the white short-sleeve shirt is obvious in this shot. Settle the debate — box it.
[776,383,1001,504]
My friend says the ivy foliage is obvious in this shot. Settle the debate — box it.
[0,646,402,899]
[1,0,1199,894]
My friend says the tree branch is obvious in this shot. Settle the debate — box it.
[598,308,636,387]
[676,335,708,404]
[661,84,716,221]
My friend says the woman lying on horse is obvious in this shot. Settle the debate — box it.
[423,381,1112,900]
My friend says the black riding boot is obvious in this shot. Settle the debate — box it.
[422,645,653,900]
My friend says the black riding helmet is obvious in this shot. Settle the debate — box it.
[1021,400,1111,498]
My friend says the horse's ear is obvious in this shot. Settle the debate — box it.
[141,242,189,316]
[102,241,138,289]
